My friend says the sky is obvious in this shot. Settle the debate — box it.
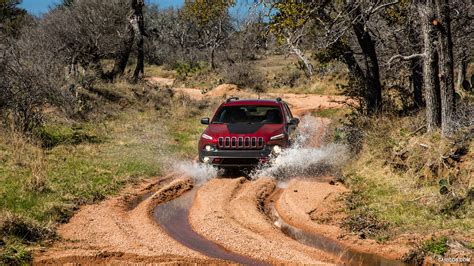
[19,0,255,16]
[20,0,184,15]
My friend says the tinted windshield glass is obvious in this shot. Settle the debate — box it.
[213,106,283,124]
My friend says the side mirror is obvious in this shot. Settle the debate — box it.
[289,118,300,126]
[201,118,210,125]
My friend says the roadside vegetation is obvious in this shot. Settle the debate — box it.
[1,0,473,264]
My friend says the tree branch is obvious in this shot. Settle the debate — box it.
[387,53,426,66]
[370,0,399,15]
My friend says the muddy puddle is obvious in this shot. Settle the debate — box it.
[153,190,268,265]
[267,196,406,266]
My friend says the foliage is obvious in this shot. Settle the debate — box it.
[0,0,28,37]
[0,241,32,265]
[267,2,313,43]
[423,236,449,255]
[181,0,235,26]
[222,62,265,92]
[341,111,473,242]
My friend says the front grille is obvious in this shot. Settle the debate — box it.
[218,137,264,149]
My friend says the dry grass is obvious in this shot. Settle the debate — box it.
[0,80,217,264]
[142,55,348,96]
[144,64,176,79]
[342,113,473,242]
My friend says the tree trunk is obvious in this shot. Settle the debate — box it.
[408,22,424,108]
[108,0,145,81]
[210,47,216,70]
[411,58,424,108]
[351,8,382,114]
[341,46,366,102]
[456,58,467,90]
[132,0,145,81]
[285,36,313,77]
[420,3,441,131]
[108,22,134,79]
[435,0,455,135]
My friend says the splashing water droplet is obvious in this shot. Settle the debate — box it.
[175,161,218,185]
[252,115,349,181]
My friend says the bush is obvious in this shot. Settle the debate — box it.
[36,124,101,148]
[222,62,265,93]
[0,242,32,266]
[172,61,207,79]
[0,212,55,243]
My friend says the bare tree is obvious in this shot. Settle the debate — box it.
[420,3,442,131]
[108,0,145,81]
[434,0,455,134]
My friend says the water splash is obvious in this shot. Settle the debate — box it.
[252,115,349,181]
[175,161,218,185]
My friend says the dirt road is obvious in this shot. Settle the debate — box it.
[34,83,409,265]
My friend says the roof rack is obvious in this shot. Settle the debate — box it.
[276,97,282,102]
[226,97,240,103]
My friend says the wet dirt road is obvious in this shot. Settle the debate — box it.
[34,87,410,265]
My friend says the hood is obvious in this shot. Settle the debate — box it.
[205,123,284,140]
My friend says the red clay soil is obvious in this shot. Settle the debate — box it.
[33,175,218,265]
[275,179,414,261]
[189,177,341,265]
[35,82,416,265]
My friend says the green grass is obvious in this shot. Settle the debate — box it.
[422,236,448,256]
[312,108,350,120]
[0,106,195,263]
[0,111,165,223]
[341,114,474,246]
[0,241,32,265]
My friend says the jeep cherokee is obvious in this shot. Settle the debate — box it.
[198,97,299,168]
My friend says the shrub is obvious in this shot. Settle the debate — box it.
[0,212,55,243]
[0,242,32,266]
[36,124,101,148]
[222,62,265,93]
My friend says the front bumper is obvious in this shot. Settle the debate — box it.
[199,146,273,167]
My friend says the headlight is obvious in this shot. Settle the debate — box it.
[201,133,213,140]
[273,145,282,154]
[270,133,285,141]
[205,145,212,151]
[203,157,210,163]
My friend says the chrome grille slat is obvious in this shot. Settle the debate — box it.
[225,137,230,147]
[216,136,265,149]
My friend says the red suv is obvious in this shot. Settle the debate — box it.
[198,97,299,168]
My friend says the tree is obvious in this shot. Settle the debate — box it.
[267,2,315,77]
[420,2,441,131]
[434,0,455,134]
[181,0,235,69]
[0,0,28,38]
[108,0,146,81]
[266,1,400,114]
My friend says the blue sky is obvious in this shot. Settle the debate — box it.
[20,0,255,16]
[20,0,184,15]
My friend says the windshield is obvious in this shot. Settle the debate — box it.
[213,106,283,124]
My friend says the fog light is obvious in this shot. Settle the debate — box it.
[205,145,212,152]
[273,145,282,154]
[203,157,210,163]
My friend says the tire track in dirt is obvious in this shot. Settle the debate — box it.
[273,179,408,265]
[189,177,341,265]
[34,175,221,265]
